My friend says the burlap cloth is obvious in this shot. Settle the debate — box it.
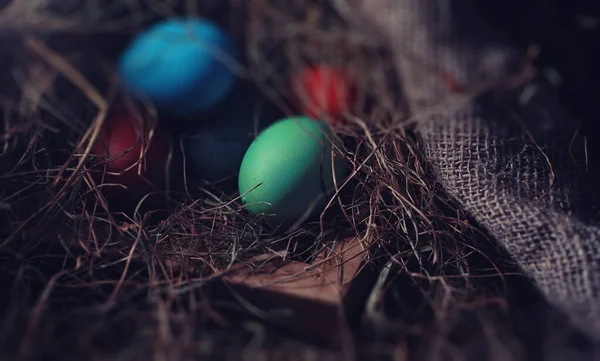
[339,0,600,342]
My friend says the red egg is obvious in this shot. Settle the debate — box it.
[91,112,172,198]
[293,65,355,124]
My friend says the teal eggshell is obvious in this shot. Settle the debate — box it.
[183,83,283,182]
[184,126,254,182]
[238,116,347,224]
[118,18,237,116]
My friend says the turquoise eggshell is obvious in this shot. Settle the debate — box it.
[238,116,347,224]
[184,126,253,182]
[183,84,282,182]
[118,18,237,116]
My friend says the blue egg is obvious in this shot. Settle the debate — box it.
[184,126,253,182]
[118,18,237,116]
[183,83,283,183]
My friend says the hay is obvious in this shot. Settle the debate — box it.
[0,1,597,360]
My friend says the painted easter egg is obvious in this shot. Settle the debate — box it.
[183,82,283,183]
[293,65,355,124]
[238,116,347,224]
[184,126,253,183]
[90,112,172,196]
[118,18,238,117]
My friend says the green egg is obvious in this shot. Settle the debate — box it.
[238,116,347,224]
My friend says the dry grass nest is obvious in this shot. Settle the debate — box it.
[0,1,522,360]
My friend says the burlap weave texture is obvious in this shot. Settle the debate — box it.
[346,0,600,341]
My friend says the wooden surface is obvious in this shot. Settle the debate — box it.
[218,239,376,344]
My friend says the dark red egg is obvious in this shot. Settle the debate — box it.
[90,111,175,200]
[293,65,355,124]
